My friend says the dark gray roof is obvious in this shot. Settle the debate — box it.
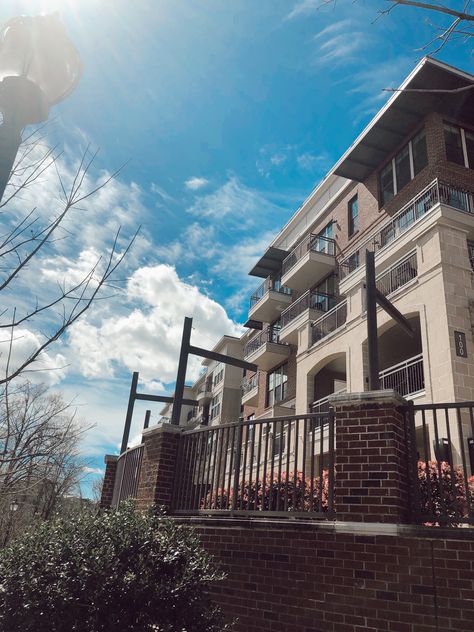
[333,58,474,182]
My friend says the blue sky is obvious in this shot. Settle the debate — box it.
[1,0,472,494]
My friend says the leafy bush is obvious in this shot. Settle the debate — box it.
[204,469,330,512]
[417,460,474,525]
[0,501,226,632]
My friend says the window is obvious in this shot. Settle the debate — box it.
[444,123,465,166]
[466,130,474,169]
[380,161,394,206]
[213,363,224,386]
[412,128,428,174]
[210,393,221,421]
[348,195,358,237]
[379,127,428,206]
[267,363,288,406]
[346,251,359,273]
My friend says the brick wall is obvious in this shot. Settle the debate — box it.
[100,455,118,508]
[135,425,181,511]
[179,517,474,632]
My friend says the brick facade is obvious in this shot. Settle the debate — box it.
[180,517,474,632]
[135,424,181,511]
[100,455,118,508]
[331,391,411,524]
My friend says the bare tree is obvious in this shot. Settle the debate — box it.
[0,124,138,386]
[0,380,89,543]
[379,0,473,55]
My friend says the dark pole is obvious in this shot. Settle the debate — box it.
[120,372,139,454]
[143,409,151,430]
[170,317,193,426]
[0,118,22,203]
[366,250,380,390]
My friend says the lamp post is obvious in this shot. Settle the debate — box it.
[0,13,82,202]
[3,499,18,546]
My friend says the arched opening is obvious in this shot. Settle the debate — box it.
[309,353,347,413]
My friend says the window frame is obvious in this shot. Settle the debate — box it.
[379,126,428,206]
[267,363,288,407]
[348,194,359,237]
[444,121,474,169]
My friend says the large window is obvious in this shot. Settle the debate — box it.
[267,363,288,407]
[348,195,359,237]
[213,363,224,386]
[210,392,221,421]
[379,127,428,206]
[444,122,474,168]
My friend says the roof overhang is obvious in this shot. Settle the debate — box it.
[249,246,288,278]
[244,319,263,330]
[334,57,474,182]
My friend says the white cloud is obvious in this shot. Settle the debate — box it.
[286,0,320,20]
[185,176,209,191]
[68,264,243,386]
[316,31,367,64]
[313,19,352,39]
[296,152,330,172]
[83,466,104,475]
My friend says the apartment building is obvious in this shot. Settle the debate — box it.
[159,335,244,428]
[239,57,474,461]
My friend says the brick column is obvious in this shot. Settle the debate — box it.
[100,455,118,508]
[329,390,411,524]
[135,424,182,511]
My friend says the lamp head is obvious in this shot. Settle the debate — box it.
[0,13,82,127]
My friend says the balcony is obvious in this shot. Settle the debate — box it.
[280,290,337,344]
[241,372,259,406]
[281,233,336,292]
[248,277,292,323]
[197,379,213,404]
[339,179,474,280]
[379,353,424,398]
[376,251,417,297]
[311,300,347,346]
[244,326,290,371]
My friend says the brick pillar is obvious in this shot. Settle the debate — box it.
[135,424,182,511]
[100,455,118,508]
[329,390,411,524]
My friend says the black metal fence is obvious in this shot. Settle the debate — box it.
[281,233,335,277]
[407,401,474,525]
[111,444,144,508]
[172,412,335,518]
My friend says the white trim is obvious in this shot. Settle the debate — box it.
[408,139,415,179]
[460,127,469,168]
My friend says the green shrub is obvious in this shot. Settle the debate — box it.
[0,501,226,632]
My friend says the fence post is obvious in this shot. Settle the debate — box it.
[231,417,244,516]
[328,389,411,524]
[100,455,118,508]
[135,424,183,511]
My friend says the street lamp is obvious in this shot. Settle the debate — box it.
[0,13,82,202]
[3,498,18,546]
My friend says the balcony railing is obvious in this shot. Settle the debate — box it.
[376,251,417,297]
[310,390,346,414]
[244,326,282,357]
[379,353,424,398]
[242,372,259,396]
[281,290,337,329]
[339,179,474,279]
[311,300,347,346]
[281,233,336,277]
[250,277,292,309]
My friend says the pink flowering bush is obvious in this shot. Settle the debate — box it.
[417,460,474,525]
[202,469,331,512]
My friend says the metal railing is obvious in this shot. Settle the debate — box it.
[408,401,474,525]
[280,290,337,329]
[376,251,418,297]
[242,372,259,396]
[197,378,213,398]
[250,277,292,309]
[339,179,474,279]
[282,233,336,277]
[311,300,347,346]
[244,326,284,357]
[379,354,424,398]
[172,412,335,518]
[111,444,144,508]
[310,390,346,414]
